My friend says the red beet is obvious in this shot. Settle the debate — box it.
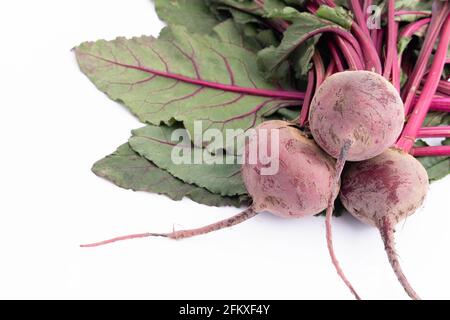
[340,148,428,299]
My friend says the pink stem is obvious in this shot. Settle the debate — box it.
[436,80,450,96]
[399,18,431,38]
[313,51,325,88]
[423,58,450,77]
[363,0,373,18]
[350,0,371,38]
[398,18,432,69]
[322,0,336,6]
[417,126,450,138]
[307,3,364,70]
[351,23,383,73]
[277,19,291,31]
[328,42,345,72]
[384,0,397,79]
[335,37,364,70]
[299,69,315,127]
[268,20,287,34]
[425,97,450,111]
[391,22,401,91]
[430,106,450,112]
[305,2,319,13]
[375,29,384,59]
[300,50,325,127]
[412,145,450,157]
[325,60,336,78]
[402,1,450,114]
[395,11,431,17]
[396,13,450,153]
[370,28,378,47]
[300,51,325,126]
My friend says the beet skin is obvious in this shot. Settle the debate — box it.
[242,120,337,218]
[309,71,405,161]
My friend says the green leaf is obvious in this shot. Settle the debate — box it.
[316,5,353,30]
[274,107,299,121]
[208,0,286,16]
[422,112,450,127]
[398,19,427,55]
[75,26,300,150]
[417,155,450,182]
[291,38,316,78]
[92,143,248,207]
[415,139,450,182]
[444,138,450,146]
[128,124,247,197]
[257,13,336,79]
[212,19,262,52]
[155,0,220,34]
[394,0,432,11]
[398,37,412,56]
[256,29,280,47]
[264,6,303,21]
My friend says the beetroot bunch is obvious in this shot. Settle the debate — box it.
[78,0,450,299]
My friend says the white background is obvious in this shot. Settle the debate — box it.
[0,0,449,300]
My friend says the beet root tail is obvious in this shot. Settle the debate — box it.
[80,207,258,248]
[326,140,361,300]
[379,216,421,300]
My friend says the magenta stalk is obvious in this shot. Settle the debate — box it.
[323,0,381,72]
[325,60,336,78]
[400,18,431,38]
[398,18,431,69]
[307,2,364,70]
[384,0,397,79]
[395,11,431,17]
[412,146,450,157]
[402,2,450,114]
[299,69,315,127]
[415,97,450,112]
[396,12,450,152]
[350,0,371,38]
[327,42,345,72]
[299,51,326,127]
[417,126,450,138]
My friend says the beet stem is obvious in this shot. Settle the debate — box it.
[412,145,450,157]
[417,126,450,138]
[299,69,315,127]
[350,0,371,38]
[396,12,450,152]
[383,1,397,83]
[307,4,364,70]
[327,42,345,72]
[401,1,450,114]
[326,139,361,300]
[379,217,421,300]
[81,207,258,248]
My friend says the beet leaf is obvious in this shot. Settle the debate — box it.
[93,143,249,207]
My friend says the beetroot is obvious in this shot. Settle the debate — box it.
[309,71,404,161]
[340,148,428,299]
[242,120,336,218]
[336,13,450,300]
[340,149,428,228]
[307,70,405,300]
